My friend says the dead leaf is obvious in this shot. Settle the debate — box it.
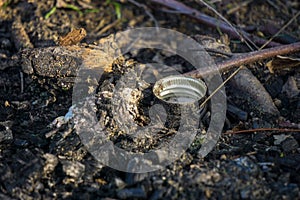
[266,55,300,73]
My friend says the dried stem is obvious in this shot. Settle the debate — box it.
[150,0,281,47]
[259,10,300,49]
[225,128,300,135]
[184,42,300,78]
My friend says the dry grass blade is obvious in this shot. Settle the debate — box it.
[196,0,256,51]
[225,128,300,135]
[260,10,300,50]
[150,0,281,47]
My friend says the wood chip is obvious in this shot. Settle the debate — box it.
[58,28,87,46]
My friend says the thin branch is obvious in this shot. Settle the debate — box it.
[224,128,300,135]
[259,10,300,49]
[150,0,281,47]
[184,42,300,78]
[197,0,256,51]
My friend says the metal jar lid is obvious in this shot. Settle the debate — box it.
[153,75,207,105]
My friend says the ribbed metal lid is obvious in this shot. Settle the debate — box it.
[153,76,207,104]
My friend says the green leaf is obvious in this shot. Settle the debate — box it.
[113,2,121,19]
[84,8,100,14]
[65,4,80,12]
[104,0,111,6]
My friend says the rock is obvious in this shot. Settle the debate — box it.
[115,177,126,189]
[264,76,284,98]
[282,76,299,98]
[43,153,58,175]
[61,160,85,179]
[281,137,299,152]
[13,138,28,147]
[240,187,251,199]
[273,134,291,145]
[234,156,259,175]
[0,121,13,143]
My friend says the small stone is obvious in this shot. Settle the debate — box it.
[282,76,299,98]
[196,170,221,185]
[43,153,58,175]
[274,134,291,145]
[273,98,282,107]
[13,138,29,147]
[220,154,227,160]
[240,187,250,199]
[234,156,259,175]
[281,137,299,152]
[0,123,13,143]
[61,160,85,179]
[115,177,126,189]
[0,38,12,49]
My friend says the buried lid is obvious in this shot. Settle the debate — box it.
[153,75,207,104]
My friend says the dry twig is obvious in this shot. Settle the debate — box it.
[184,42,300,78]
[259,11,300,49]
[225,128,300,135]
[150,0,281,47]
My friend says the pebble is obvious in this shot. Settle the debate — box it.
[61,160,85,179]
[117,187,147,199]
[43,153,58,175]
[281,137,299,152]
[0,122,13,143]
[240,187,251,199]
[0,38,12,49]
[13,138,29,147]
[234,156,259,175]
[282,76,299,98]
[115,177,126,189]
